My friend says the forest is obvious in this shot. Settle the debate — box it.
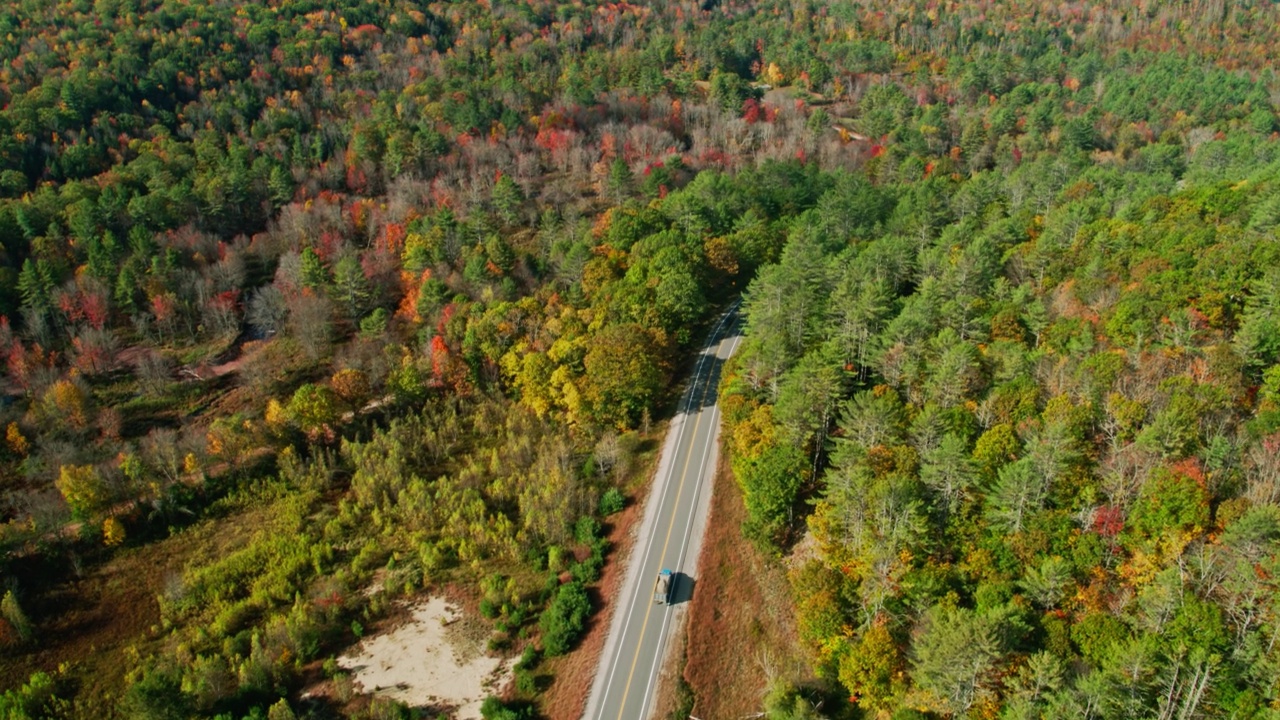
[0,0,1278,718]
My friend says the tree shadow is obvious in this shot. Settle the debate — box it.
[683,350,736,413]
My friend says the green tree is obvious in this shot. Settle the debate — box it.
[985,458,1047,533]
[331,255,372,319]
[763,681,829,720]
[0,672,68,718]
[1127,467,1209,547]
[1019,557,1073,609]
[858,83,914,139]
[491,174,525,225]
[581,324,662,429]
[735,443,806,548]
[741,233,831,386]
[267,699,297,720]
[710,71,754,113]
[1136,392,1200,458]
[813,172,894,246]
[300,247,328,289]
[287,384,339,437]
[1234,268,1280,372]
[920,433,976,520]
[912,604,1005,715]
[972,423,1020,478]
[269,165,295,207]
[121,665,192,720]
[834,388,907,452]
[826,272,893,376]
[773,344,844,464]
[605,158,633,203]
[416,276,450,321]
[17,258,55,315]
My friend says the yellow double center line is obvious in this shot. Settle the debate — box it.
[611,334,724,720]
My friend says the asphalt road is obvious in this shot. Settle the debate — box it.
[583,303,743,720]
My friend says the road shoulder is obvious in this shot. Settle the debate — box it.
[663,453,813,719]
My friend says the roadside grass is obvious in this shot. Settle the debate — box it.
[680,454,812,719]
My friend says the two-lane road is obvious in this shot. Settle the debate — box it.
[583,304,743,720]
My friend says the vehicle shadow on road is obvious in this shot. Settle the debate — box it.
[670,573,696,605]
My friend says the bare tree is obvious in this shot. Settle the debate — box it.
[135,349,173,395]
[247,285,287,337]
[1244,434,1280,505]
[288,291,335,361]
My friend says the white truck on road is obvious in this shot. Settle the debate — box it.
[654,569,673,604]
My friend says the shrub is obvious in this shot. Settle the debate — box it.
[570,551,603,584]
[480,696,533,720]
[574,516,601,545]
[0,672,69,718]
[515,667,536,694]
[0,591,33,642]
[539,581,591,656]
[515,645,541,671]
[103,517,127,546]
[600,487,625,516]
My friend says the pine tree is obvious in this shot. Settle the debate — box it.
[491,174,524,225]
[300,247,328,289]
[605,158,633,203]
[0,590,33,641]
[17,258,55,315]
[269,165,295,207]
[331,255,371,318]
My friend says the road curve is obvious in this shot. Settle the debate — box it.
[583,303,743,720]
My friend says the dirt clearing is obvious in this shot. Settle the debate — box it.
[337,596,512,718]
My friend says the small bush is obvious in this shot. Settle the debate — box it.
[0,591,33,643]
[480,696,533,720]
[600,487,625,516]
[515,645,541,671]
[574,516,601,545]
[334,672,355,703]
[515,667,536,694]
[571,550,604,584]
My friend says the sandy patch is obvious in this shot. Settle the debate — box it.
[337,596,512,718]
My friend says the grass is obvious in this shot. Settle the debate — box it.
[0,500,268,713]
[679,453,812,719]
